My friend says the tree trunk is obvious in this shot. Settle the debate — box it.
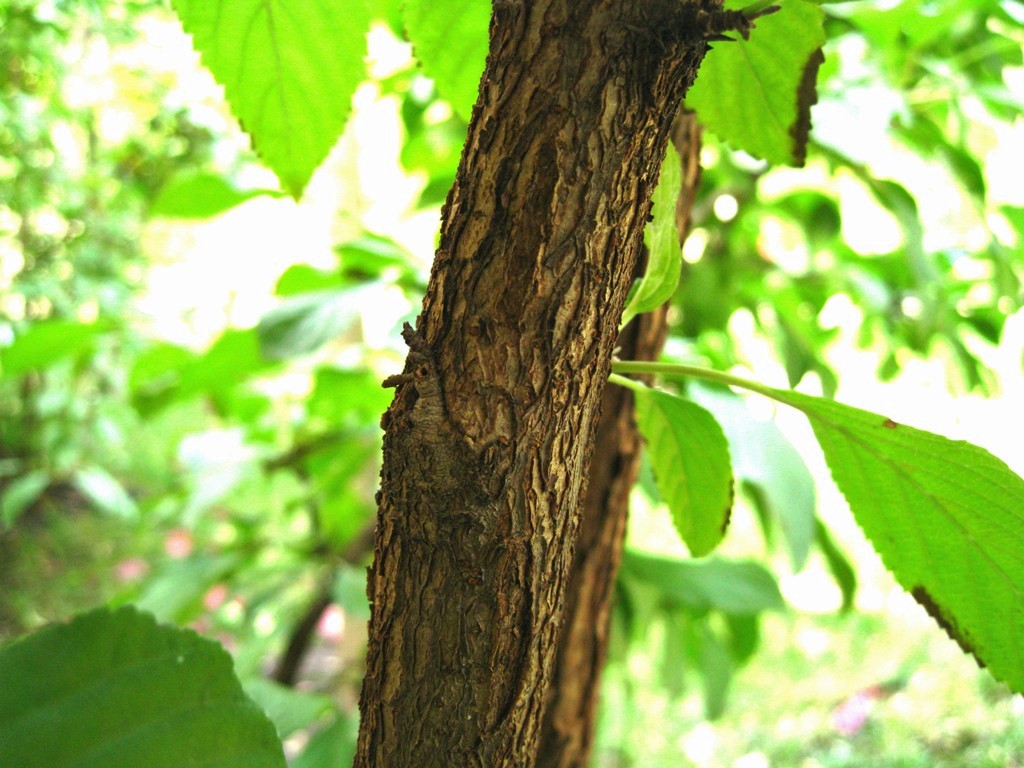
[535,111,703,768]
[355,2,724,764]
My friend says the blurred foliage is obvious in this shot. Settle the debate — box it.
[0,0,1021,765]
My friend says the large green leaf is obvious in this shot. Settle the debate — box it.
[170,0,372,198]
[403,0,489,122]
[687,0,825,165]
[769,388,1024,690]
[622,142,684,326]
[624,381,733,556]
[0,606,285,768]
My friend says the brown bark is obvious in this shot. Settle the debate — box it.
[356,3,735,765]
[535,111,703,768]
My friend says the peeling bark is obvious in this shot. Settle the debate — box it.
[356,2,720,764]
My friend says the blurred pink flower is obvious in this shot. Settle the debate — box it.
[115,557,149,582]
[203,583,229,611]
[832,685,883,736]
[316,603,345,641]
[164,528,193,559]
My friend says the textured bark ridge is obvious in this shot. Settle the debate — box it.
[535,111,703,768]
[356,3,718,765]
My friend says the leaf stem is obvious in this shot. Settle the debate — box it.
[610,360,781,400]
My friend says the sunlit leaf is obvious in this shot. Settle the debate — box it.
[0,606,285,768]
[171,0,372,197]
[687,0,826,165]
[0,320,110,377]
[622,142,683,326]
[403,0,489,122]
[770,388,1024,691]
[149,172,281,219]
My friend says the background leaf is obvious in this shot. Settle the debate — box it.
[149,172,281,219]
[0,606,285,768]
[771,388,1024,691]
[621,550,785,614]
[687,0,826,165]
[631,384,733,557]
[1,320,110,377]
[170,0,372,197]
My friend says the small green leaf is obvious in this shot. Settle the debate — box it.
[150,172,281,219]
[171,0,372,197]
[74,466,138,520]
[771,389,1024,690]
[622,142,684,326]
[1,320,110,377]
[0,606,285,768]
[628,383,733,556]
[403,0,489,122]
[1,470,50,526]
[687,0,826,165]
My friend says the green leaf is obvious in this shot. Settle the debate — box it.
[170,0,372,198]
[692,386,816,569]
[621,550,785,615]
[291,715,358,768]
[131,331,272,415]
[0,606,285,768]
[770,388,1024,690]
[73,466,138,520]
[135,553,242,623]
[629,384,733,556]
[687,0,826,165]
[1,320,110,377]
[243,679,334,739]
[1,470,50,526]
[274,265,345,297]
[691,622,733,720]
[403,0,489,122]
[622,142,683,326]
[257,288,364,360]
[814,517,857,612]
[149,172,281,219]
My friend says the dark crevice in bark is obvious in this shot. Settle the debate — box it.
[356,0,719,762]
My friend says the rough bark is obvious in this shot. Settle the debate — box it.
[535,111,702,768]
[356,3,729,765]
